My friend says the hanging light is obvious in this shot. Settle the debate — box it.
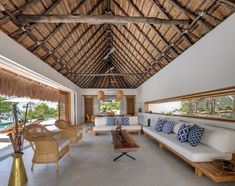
[97,90,104,100]
[116,90,124,101]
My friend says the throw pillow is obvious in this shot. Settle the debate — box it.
[177,124,190,142]
[106,118,116,126]
[188,125,204,147]
[121,117,129,125]
[155,118,166,132]
[172,122,183,134]
[162,121,174,134]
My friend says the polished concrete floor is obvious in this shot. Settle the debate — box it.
[0,131,234,186]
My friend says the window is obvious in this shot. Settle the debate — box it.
[100,100,121,115]
[145,87,235,121]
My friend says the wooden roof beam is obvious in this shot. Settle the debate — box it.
[112,38,146,75]
[45,25,95,62]
[14,0,65,46]
[125,0,181,57]
[71,38,106,76]
[77,51,108,86]
[217,0,235,8]
[112,26,159,73]
[112,56,139,87]
[77,73,142,77]
[63,26,105,72]
[166,0,213,30]
[152,0,194,45]
[17,14,192,25]
[31,0,104,53]
[112,0,165,69]
[112,53,144,85]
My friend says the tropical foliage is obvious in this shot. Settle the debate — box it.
[100,101,120,112]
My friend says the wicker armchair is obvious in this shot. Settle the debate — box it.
[23,124,70,172]
[54,120,83,143]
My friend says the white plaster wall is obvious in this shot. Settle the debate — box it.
[81,88,137,122]
[0,31,83,123]
[137,13,235,105]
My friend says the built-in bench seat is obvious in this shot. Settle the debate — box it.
[143,126,232,162]
[143,118,235,182]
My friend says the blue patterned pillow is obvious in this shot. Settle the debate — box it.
[177,124,190,142]
[107,118,116,126]
[188,125,204,147]
[162,121,174,134]
[155,118,166,132]
[121,117,129,125]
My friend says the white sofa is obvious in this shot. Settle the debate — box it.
[143,125,235,162]
[94,116,141,134]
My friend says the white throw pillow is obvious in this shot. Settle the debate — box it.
[200,125,235,153]
[95,117,107,126]
[129,116,138,125]
[172,122,184,134]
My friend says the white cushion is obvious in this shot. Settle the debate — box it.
[172,122,184,134]
[94,125,141,132]
[199,125,235,153]
[54,137,70,151]
[95,117,107,126]
[94,126,116,132]
[129,116,138,125]
[143,127,232,162]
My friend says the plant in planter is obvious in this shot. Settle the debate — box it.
[8,103,28,186]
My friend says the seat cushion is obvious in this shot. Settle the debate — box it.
[188,125,204,147]
[177,124,190,142]
[143,127,232,162]
[93,125,141,132]
[54,137,70,151]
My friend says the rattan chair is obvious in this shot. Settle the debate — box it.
[54,120,83,143]
[23,123,70,172]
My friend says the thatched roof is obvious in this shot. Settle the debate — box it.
[0,0,234,88]
[0,69,58,101]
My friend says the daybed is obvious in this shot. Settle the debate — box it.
[94,116,141,135]
[143,118,235,182]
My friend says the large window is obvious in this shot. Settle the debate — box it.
[100,100,121,115]
[146,88,235,121]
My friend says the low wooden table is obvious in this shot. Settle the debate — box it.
[111,130,139,161]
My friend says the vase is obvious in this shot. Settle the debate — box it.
[8,153,28,186]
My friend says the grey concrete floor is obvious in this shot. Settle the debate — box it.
[0,131,234,186]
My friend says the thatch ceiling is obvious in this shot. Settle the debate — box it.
[0,0,234,88]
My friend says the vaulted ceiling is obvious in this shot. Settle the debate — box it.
[0,0,234,88]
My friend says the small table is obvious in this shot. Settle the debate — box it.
[111,130,140,161]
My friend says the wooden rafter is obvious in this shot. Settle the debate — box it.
[17,14,192,25]
[0,0,234,88]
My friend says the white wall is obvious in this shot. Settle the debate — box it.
[137,14,235,106]
[81,88,137,122]
[0,31,83,123]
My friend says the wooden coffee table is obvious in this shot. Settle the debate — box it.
[111,130,140,161]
